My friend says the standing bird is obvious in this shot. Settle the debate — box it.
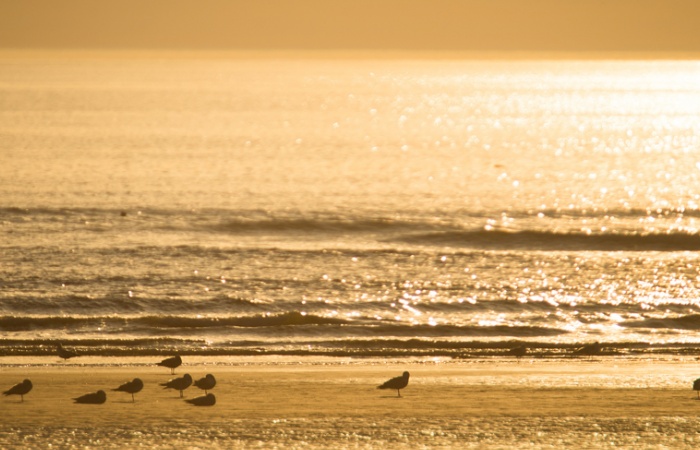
[3,379,33,402]
[57,343,79,360]
[73,390,107,404]
[185,393,216,406]
[113,378,144,402]
[693,378,700,399]
[157,355,182,374]
[194,374,216,394]
[161,373,192,398]
[377,371,410,397]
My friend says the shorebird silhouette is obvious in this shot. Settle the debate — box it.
[157,355,182,374]
[73,390,107,404]
[377,371,410,397]
[194,374,216,394]
[572,342,602,357]
[57,343,79,360]
[507,345,528,359]
[693,378,700,399]
[3,379,33,402]
[113,378,144,402]
[161,373,192,398]
[185,393,216,406]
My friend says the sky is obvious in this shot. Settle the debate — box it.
[1,0,700,56]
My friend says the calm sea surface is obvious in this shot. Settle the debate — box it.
[2,57,700,359]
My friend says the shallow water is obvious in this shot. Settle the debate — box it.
[7,417,700,449]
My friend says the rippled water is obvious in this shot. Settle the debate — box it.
[2,57,700,358]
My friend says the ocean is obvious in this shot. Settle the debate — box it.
[2,56,700,360]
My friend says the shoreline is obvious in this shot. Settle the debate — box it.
[3,357,700,447]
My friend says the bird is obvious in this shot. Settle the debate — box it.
[572,342,602,357]
[377,371,410,397]
[113,378,144,402]
[73,390,107,404]
[693,378,700,399]
[185,393,216,406]
[193,374,216,394]
[161,373,192,398]
[157,355,182,374]
[57,343,79,360]
[507,345,528,359]
[3,379,33,402]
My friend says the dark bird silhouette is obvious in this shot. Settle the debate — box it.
[57,343,79,360]
[185,393,216,406]
[73,390,107,404]
[161,373,192,398]
[3,379,33,402]
[507,345,528,359]
[157,355,182,374]
[693,378,700,399]
[113,378,144,402]
[572,342,602,357]
[194,374,216,394]
[377,371,410,397]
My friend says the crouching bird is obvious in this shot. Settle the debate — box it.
[377,371,410,397]
[185,393,216,406]
[73,390,107,404]
[57,343,79,360]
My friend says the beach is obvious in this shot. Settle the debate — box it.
[3,356,700,448]
[3,56,700,448]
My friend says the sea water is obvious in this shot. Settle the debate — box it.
[2,57,700,359]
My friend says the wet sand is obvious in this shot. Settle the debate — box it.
[2,357,700,448]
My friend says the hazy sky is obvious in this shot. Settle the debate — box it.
[1,0,700,55]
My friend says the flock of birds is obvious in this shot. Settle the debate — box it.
[9,343,700,404]
[2,344,413,404]
[2,345,218,406]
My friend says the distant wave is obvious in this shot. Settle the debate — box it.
[531,207,700,220]
[0,312,349,332]
[4,205,700,222]
[0,294,266,315]
[395,229,700,251]
[623,314,700,330]
[0,312,567,341]
[206,217,446,234]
